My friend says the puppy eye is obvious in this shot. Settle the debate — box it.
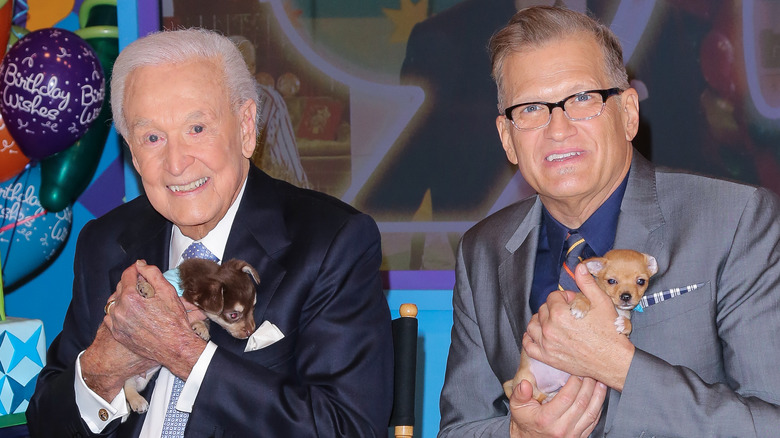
[636,278,646,286]
[227,311,240,321]
[607,279,617,285]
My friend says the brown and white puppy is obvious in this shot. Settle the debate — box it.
[503,249,657,403]
[125,258,260,413]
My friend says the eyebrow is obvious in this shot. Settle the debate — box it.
[185,110,207,123]
[128,110,213,133]
[129,118,153,134]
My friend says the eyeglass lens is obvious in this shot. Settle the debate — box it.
[511,91,606,130]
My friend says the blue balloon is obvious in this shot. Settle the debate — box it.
[0,164,72,289]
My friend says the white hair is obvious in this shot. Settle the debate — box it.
[110,28,259,138]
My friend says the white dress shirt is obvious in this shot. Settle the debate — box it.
[75,179,247,435]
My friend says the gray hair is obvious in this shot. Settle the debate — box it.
[110,28,259,138]
[488,6,629,112]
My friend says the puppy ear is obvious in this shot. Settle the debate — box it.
[190,279,224,312]
[240,262,260,284]
[644,254,659,276]
[584,258,606,276]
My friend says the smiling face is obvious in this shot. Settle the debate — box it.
[124,58,257,240]
[495,34,639,227]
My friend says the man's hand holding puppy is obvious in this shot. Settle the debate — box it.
[81,260,209,402]
[508,373,607,438]
[81,260,205,401]
[80,324,157,403]
[523,264,635,392]
[105,260,208,382]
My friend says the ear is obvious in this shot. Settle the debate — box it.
[620,87,640,141]
[584,258,607,276]
[644,254,658,276]
[496,115,518,165]
[241,263,260,284]
[190,279,224,312]
[239,98,258,159]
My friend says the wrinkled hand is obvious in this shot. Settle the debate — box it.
[104,260,207,379]
[509,375,606,438]
[81,323,157,401]
[182,297,207,325]
[523,263,634,390]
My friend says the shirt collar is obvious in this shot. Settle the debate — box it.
[542,171,629,260]
[169,177,248,267]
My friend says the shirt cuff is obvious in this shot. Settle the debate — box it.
[74,351,130,433]
[176,341,218,412]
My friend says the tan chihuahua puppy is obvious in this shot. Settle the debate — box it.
[503,249,657,402]
[125,258,260,413]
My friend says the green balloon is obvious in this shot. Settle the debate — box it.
[7,25,28,51]
[39,28,118,212]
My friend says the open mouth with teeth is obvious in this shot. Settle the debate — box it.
[168,177,209,193]
[546,151,582,162]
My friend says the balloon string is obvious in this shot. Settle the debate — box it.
[0,209,47,233]
[0,165,32,279]
[11,0,28,30]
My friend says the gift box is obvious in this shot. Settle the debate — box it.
[0,318,46,427]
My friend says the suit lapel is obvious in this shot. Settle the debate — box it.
[606,151,668,430]
[111,198,172,285]
[222,166,290,338]
[498,198,543,351]
[614,152,669,277]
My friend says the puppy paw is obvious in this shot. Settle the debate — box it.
[569,295,591,319]
[127,395,149,414]
[136,277,155,298]
[614,316,629,335]
[191,321,211,341]
[570,302,588,319]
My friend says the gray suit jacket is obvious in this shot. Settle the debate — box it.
[439,151,780,437]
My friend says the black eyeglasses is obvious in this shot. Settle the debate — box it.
[503,88,623,131]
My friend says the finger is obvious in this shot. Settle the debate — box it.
[521,332,540,360]
[104,300,116,316]
[573,379,607,436]
[524,315,541,348]
[181,299,207,322]
[574,263,607,304]
[509,379,537,408]
[135,261,178,299]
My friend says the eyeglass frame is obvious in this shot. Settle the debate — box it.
[503,87,624,131]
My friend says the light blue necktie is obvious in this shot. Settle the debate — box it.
[160,241,219,437]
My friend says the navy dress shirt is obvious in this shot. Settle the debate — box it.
[529,174,629,313]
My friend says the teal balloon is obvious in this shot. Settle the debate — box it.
[39,26,118,212]
[0,165,73,290]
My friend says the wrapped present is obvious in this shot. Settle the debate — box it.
[0,317,46,427]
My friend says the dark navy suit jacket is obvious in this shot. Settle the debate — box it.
[28,165,394,437]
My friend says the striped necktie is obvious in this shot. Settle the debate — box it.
[160,241,219,437]
[558,231,589,293]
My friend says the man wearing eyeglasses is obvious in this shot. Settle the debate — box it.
[439,6,780,438]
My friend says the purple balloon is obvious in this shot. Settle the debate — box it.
[0,28,105,160]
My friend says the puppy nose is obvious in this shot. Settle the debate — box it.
[620,292,632,302]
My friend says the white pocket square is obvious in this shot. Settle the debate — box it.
[245,321,285,352]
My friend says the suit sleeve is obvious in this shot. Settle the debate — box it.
[190,213,393,437]
[438,241,511,437]
[27,219,129,437]
[613,187,780,437]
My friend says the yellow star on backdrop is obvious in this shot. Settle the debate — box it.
[383,0,429,43]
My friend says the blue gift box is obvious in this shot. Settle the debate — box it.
[0,318,45,427]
